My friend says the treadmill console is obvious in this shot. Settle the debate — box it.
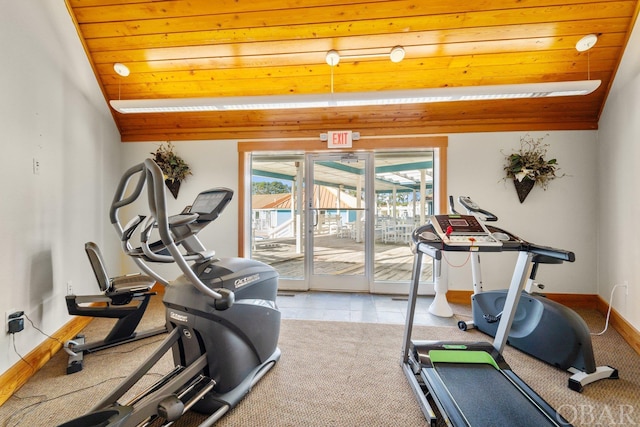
[430,214,501,248]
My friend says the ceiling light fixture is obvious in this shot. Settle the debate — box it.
[576,34,598,81]
[325,46,406,65]
[113,63,130,77]
[110,80,601,114]
[576,34,598,52]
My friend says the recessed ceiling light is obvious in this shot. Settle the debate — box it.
[576,34,598,52]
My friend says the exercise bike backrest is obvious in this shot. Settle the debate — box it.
[109,159,234,308]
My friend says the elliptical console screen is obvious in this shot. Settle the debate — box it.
[191,192,226,214]
[190,188,233,221]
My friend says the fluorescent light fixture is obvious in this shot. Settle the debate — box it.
[110,80,601,114]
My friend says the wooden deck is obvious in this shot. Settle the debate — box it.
[251,233,433,282]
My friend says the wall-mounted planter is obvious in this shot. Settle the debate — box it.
[513,178,535,203]
[151,142,192,199]
[165,179,181,199]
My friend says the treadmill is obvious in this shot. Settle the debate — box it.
[402,214,574,427]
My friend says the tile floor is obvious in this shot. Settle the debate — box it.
[276,291,461,327]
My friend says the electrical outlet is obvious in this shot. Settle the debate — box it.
[67,281,73,295]
[5,309,15,333]
[6,309,25,334]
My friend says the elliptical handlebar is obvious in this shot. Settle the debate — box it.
[144,159,233,305]
[110,159,233,306]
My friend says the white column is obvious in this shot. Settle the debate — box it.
[420,169,426,223]
[295,162,303,254]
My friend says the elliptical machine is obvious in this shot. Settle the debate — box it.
[452,196,617,392]
[59,159,281,426]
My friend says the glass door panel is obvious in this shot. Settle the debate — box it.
[373,152,435,292]
[250,155,305,286]
[305,153,372,291]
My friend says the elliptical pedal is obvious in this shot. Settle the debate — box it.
[154,375,217,424]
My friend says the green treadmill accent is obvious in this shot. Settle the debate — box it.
[429,350,500,370]
[442,344,468,350]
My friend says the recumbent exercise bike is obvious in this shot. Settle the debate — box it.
[452,195,617,392]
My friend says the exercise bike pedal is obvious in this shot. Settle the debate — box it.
[457,320,476,331]
[483,313,502,323]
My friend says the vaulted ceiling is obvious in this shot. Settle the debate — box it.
[65,0,639,142]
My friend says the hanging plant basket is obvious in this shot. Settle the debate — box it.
[151,142,192,200]
[165,179,181,199]
[513,178,535,203]
[502,134,565,203]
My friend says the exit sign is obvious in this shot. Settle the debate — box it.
[327,130,353,148]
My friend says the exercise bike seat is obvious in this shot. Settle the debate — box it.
[63,242,167,375]
[85,241,156,295]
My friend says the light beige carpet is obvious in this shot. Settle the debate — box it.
[1,297,638,426]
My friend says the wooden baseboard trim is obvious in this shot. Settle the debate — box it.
[445,290,473,305]
[596,295,640,356]
[446,290,599,309]
[0,315,92,407]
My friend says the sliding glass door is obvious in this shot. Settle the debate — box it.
[248,149,436,293]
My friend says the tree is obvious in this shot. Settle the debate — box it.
[252,181,292,194]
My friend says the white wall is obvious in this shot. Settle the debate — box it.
[446,131,598,295]
[597,19,640,330]
[117,141,239,283]
[0,2,122,373]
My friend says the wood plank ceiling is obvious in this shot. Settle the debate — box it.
[65,0,639,142]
